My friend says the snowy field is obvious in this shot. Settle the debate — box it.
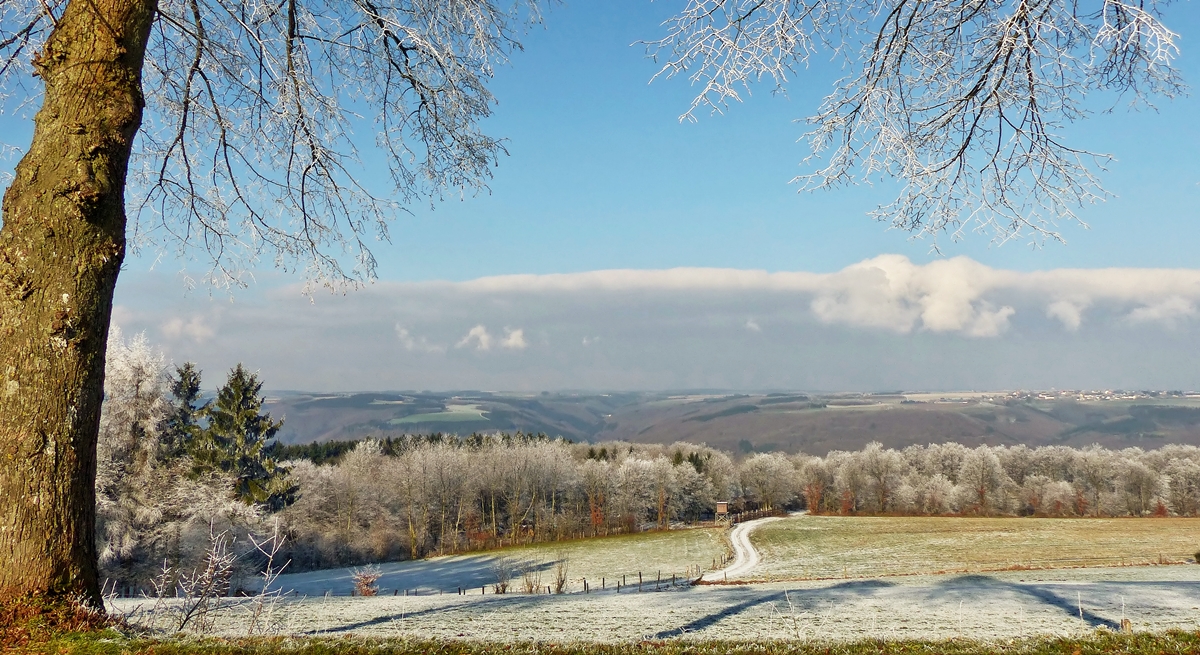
[111,566,1200,643]
[108,516,1200,643]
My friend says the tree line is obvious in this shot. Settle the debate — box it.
[97,331,1200,590]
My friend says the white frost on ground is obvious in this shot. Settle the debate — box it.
[111,566,1200,643]
[114,517,1200,642]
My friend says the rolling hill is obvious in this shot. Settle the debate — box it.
[264,390,1200,454]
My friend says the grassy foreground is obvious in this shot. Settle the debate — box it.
[751,516,1200,580]
[16,631,1200,655]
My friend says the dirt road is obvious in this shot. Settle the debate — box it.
[702,515,784,582]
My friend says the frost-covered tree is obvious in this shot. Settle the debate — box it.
[579,458,613,534]
[1165,458,1200,516]
[919,474,956,514]
[958,447,1009,515]
[739,452,797,510]
[95,328,172,582]
[95,330,256,589]
[1117,458,1165,516]
[859,442,905,512]
[799,457,834,513]
[996,445,1036,487]
[831,450,869,513]
[613,457,658,529]
[1072,446,1116,516]
[923,443,969,485]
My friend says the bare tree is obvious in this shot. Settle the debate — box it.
[648,0,1182,243]
[0,0,547,605]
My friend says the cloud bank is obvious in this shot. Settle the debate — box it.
[111,255,1200,391]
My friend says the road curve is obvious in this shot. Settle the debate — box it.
[702,515,785,582]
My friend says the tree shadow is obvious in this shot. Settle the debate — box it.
[911,574,1200,630]
[301,593,555,634]
[649,580,896,639]
[278,555,559,596]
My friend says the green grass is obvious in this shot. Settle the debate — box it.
[21,630,1200,655]
[389,405,489,424]
[751,515,1200,580]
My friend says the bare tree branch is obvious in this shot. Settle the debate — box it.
[647,0,1183,244]
[2,0,548,289]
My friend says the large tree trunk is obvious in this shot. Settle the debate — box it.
[0,0,157,607]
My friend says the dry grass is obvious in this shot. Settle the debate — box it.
[20,631,1200,655]
[489,527,727,585]
[749,516,1200,581]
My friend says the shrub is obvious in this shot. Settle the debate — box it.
[351,564,382,597]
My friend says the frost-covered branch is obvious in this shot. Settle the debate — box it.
[647,0,1183,244]
[1,0,548,289]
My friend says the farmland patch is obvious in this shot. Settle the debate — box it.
[748,516,1200,581]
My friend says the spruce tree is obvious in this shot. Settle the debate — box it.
[163,362,207,459]
[190,364,295,510]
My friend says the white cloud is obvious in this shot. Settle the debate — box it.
[1125,297,1197,327]
[160,315,215,343]
[456,324,493,351]
[111,256,1200,392]
[1046,300,1086,331]
[501,328,527,350]
[966,303,1016,337]
[454,325,527,350]
[110,305,136,330]
[457,267,821,293]
[809,255,1013,336]
[405,256,1200,338]
[395,325,444,353]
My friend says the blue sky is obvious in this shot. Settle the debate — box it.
[351,0,1200,280]
[4,1,1200,391]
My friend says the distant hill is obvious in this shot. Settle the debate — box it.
[264,391,639,444]
[265,390,1200,454]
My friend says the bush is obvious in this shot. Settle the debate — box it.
[351,565,382,597]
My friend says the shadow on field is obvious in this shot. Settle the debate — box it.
[279,555,558,596]
[303,594,557,634]
[906,575,1116,630]
[650,580,895,639]
[916,575,1200,630]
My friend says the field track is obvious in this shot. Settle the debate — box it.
[702,516,782,581]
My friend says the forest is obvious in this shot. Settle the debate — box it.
[99,331,1200,592]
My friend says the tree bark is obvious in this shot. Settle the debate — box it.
[0,0,157,607]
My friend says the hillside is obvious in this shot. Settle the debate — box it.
[265,390,1200,454]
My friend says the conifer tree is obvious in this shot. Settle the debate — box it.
[190,364,295,511]
[163,362,206,459]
